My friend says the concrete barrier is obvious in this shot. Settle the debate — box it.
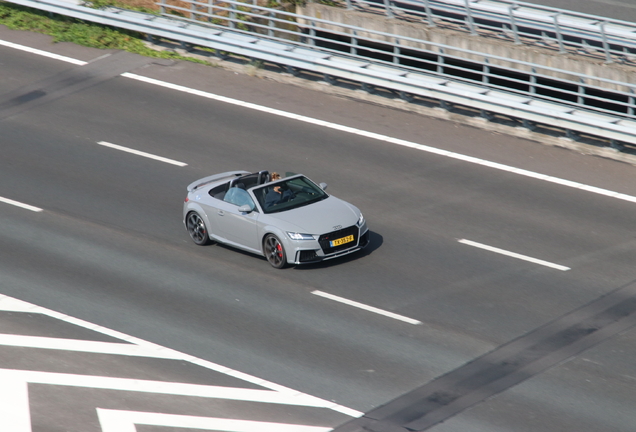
[298,3,636,92]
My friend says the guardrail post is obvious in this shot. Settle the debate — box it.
[352,30,358,56]
[159,0,166,16]
[399,91,413,102]
[610,139,625,151]
[383,0,394,19]
[552,13,566,54]
[508,5,521,45]
[268,10,274,37]
[394,37,400,65]
[522,119,535,130]
[309,20,315,47]
[423,0,435,27]
[480,110,493,121]
[207,0,213,22]
[437,48,444,75]
[530,67,536,95]
[345,0,352,11]
[483,58,490,85]
[229,1,235,29]
[629,89,635,117]
[600,22,613,64]
[578,78,585,106]
[464,0,477,36]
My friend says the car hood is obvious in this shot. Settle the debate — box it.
[269,196,360,234]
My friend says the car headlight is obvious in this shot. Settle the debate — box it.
[356,213,365,227]
[287,232,315,240]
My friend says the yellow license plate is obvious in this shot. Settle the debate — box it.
[330,234,354,247]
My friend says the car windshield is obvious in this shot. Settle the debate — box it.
[254,176,328,214]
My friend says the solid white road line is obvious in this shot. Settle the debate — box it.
[120,73,636,206]
[458,239,571,271]
[0,196,43,212]
[312,290,422,325]
[3,39,636,206]
[97,141,188,166]
[97,409,333,432]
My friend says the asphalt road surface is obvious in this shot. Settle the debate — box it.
[2,23,636,432]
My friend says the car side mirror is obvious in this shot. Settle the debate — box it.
[238,204,253,213]
[319,182,328,190]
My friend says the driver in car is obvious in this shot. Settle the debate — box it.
[265,172,295,209]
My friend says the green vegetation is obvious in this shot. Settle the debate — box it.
[0,2,209,63]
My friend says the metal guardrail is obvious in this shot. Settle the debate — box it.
[346,0,636,64]
[157,0,636,117]
[4,0,636,149]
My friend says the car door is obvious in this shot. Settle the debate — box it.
[215,187,260,253]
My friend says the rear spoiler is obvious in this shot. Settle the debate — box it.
[186,171,249,192]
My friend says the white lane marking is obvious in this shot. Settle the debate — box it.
[0,334,186,359]
[312,290,422,325]
[0,369,334,407]
[97,141,188,166]
[0,39,86,65]
[97,409,333,432]
[0,294,363,418]
[2,39,635,206]
[0,376,31,432]
[0,196,43,212]
[458,239,571,271]
[121,73,636,206]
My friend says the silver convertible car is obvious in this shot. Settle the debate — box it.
[183,170,369,268]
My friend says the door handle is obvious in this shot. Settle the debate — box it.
[218,210,224,216]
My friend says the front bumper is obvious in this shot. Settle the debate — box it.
[287,224,370,265]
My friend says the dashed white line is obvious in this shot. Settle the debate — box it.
[0,196,43,212]
[312,290,422,325]
[458,239,571,271]
[3,39,636,206]
[0,39,86,65]
[97,141,188,166]
[120,73,636,206]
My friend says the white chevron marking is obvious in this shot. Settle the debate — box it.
[0,375,31,432]
[97,409,333,432]
[0,369,335,407]
[0,334,186,359]
[0,294,363,418]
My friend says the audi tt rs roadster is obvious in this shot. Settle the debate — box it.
[183,170,369,268]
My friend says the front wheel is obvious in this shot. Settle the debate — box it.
[264,234,287,269]
[186,212,212,245]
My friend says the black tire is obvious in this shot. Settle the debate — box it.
[186,212,212,246]
[264,234,287,269]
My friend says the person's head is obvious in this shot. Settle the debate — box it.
[271,172,281,181]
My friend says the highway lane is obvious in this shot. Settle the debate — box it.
[2,30,636,431]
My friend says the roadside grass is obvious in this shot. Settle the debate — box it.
[0,2,211,63]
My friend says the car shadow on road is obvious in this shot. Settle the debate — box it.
[292,230,383,270]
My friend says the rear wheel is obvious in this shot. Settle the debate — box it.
[186,212,211,245]
[264,234,287,269]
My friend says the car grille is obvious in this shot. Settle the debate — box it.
[319,226,359,255]
[298,250,318,262]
